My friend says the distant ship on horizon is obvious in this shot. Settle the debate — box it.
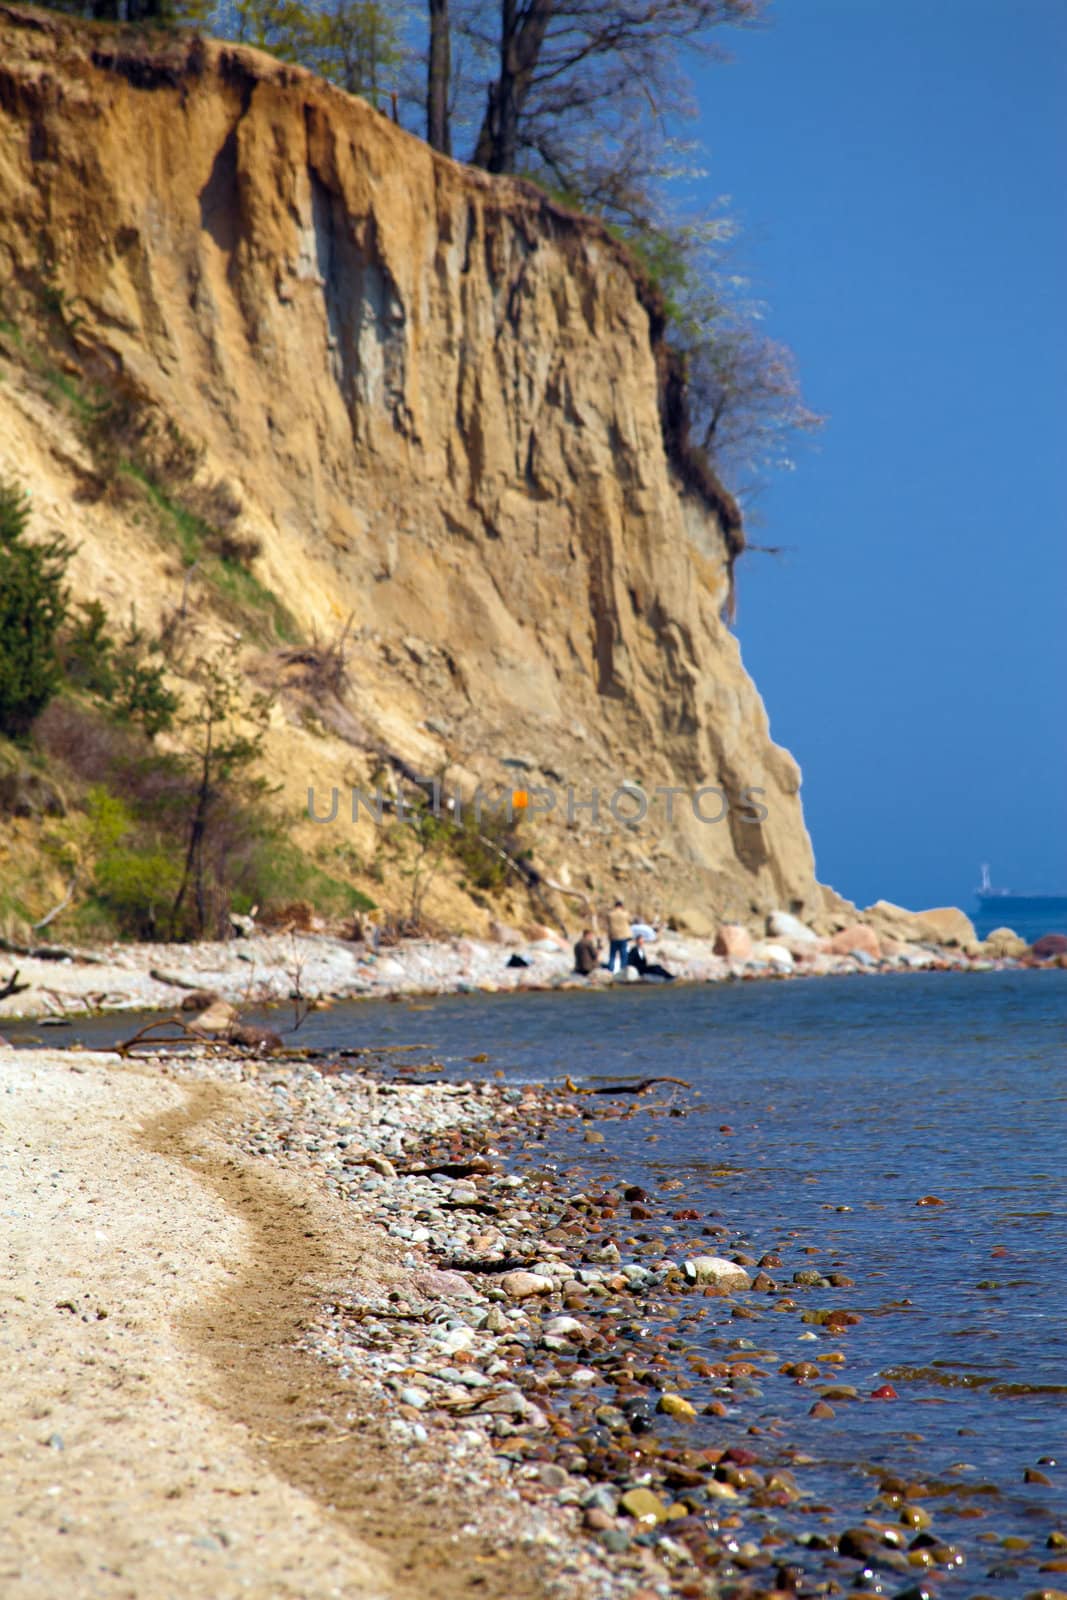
[973,865,1067,941]
[975,863,1067,908]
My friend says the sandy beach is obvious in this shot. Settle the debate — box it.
[0,1047,616,1600]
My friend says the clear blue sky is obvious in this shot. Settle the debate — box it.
[688,0,1067,911]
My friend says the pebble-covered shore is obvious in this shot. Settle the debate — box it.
[141,1044,1067,1600]
[0,923,1032,1027]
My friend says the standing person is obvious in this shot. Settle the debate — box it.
[606,899,631,973]
[573,929,601,975]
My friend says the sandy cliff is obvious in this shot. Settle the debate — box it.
[0,4,820,930]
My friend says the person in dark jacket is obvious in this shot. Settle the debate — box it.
[627,935,675,981]
[573,930,601,975]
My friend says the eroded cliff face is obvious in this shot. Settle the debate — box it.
[0,4,819,928]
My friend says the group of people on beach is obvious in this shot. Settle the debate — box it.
[572,900,675,982]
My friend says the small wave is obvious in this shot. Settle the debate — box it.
[989,1380,1067,1396]
[883,1366,994,1389]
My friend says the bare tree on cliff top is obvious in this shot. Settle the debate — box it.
[427,0,452,155]
[463,1,762,182]
[424,1,820,496]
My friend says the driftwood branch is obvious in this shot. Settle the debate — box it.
[102,1016,222,1057]
[0,937,105,964]
[0,970,30,1002]
[442,1256,535,1275]
[149,968,208,990]
[402,1157,497,1178]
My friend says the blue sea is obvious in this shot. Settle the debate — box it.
[972,898,1067,943]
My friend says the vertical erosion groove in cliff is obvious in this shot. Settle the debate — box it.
[0,4,818,917]
[1,3,741,558]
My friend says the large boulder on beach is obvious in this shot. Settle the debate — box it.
[767,910,818,944]
[983,927,1028,959]
[1032,933,1067,959]
[751,941,794,970]
[714,924,752,960]
[683,1256,752,1291]
[828,924,882,960]
[862,899,925,944]
[912,906,977,947]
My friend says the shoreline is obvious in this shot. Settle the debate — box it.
[5,1035,1061,1598]
[0,924,1043,1029]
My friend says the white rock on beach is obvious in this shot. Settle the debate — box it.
[767,910,818,944]
[751,941,794,970]
[683,1256,753,1290]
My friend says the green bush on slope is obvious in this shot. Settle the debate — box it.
[0,479,72,739]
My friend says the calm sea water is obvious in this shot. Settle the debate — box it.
[972,899,1067,942]
[295,970,1067,1584]
[19,969,1067,1584]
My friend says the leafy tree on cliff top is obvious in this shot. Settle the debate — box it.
[46,0,210,24]
[233,0,403,102]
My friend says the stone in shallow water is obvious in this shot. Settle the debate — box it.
[658,1393,698,1422]
[620,1487,669,1525]
[682,1255,752,1290]
[838,1527,889,1563]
